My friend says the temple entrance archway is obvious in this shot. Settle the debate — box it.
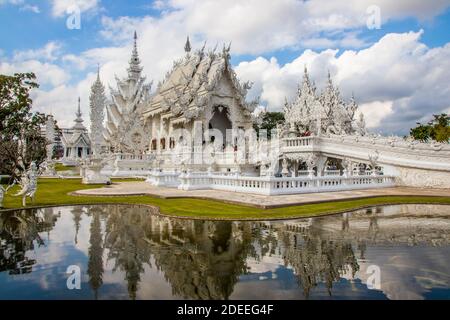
[208,106,232,148]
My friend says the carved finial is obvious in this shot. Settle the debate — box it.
[77,97,81,115]
[327,69,334,87]
[73,97,85,130]
[128,31,143,79]
[184,36,192,53]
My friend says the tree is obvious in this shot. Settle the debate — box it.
[253,112,285,139]
[0,73,47,183]
[410,113,449,143]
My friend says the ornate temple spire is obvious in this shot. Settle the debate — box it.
[90,65,107,156]
[76,97,82,117]
[73,97,87,132]
[300,66,314,95]
[128,31,143,80]
[184,36,192,53]
[96,63,101,81]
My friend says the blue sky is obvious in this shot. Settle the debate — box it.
[2,2,450,64]
[0,0,449,133]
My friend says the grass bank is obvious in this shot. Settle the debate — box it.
[2,178,450,220]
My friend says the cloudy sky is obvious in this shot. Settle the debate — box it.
[0,0,449,135]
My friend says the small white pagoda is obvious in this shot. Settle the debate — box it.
[61,98,91,166]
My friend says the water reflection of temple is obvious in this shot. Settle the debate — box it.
[0,208,60,275]
[0,204,449,299]
[103,205,254,299]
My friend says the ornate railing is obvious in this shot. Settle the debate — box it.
[152,171,395,195]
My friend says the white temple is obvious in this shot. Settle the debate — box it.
[83,33,450,191]
[61,98,91,166]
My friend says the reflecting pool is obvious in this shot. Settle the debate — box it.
[0,204,449,300]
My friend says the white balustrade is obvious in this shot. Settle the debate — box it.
[146,170,180,187]
[157,170,395,195]
[324,170,341,176]
[283,137,314,148]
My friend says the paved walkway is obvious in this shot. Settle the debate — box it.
[73,182,450,209]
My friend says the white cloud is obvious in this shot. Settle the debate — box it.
[31,77,95,128]
[98,0,450,55]
[0,59,69,87]
[235,30,450,134]
[19,4,40,13]
[358,101,393,129]
[49,0,100,17]
[13,41,62,62]
[0,0,25,5]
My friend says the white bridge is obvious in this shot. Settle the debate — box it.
[281,134,450,189]
[140,133,450,195]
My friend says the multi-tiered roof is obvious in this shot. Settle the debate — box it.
[143,38,258,124]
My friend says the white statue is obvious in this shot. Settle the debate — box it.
[341,158,351,177]
[281,157,290,177]
[14,161,38,206]
[41,160,56,176]
[356,113,367,136]
[0,187,4,208]
[0,184,14,208]
[368,151,380,175]
[81,155,112,185]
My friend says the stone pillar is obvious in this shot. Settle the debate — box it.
[293,160,299,177]
[193,120,203,166]
[316,155,327,177]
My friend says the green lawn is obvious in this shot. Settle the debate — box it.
[54,163,77,172]
[1,178,450,220]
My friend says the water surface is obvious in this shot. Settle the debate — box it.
[0,204,449,300]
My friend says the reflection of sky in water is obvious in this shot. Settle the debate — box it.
[0,204,449,300]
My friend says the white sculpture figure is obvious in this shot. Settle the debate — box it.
[368,151,380,175]
[306,154,318,178]
[82,155,112,185]
[41,160,56,176]
[0,184,13,208]
[356,113,367,136]
[341,158,351,178]
[276,121,288,139]
[281,157,290,177]
[15,161,38,206]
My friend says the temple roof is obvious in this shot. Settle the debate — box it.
[62,98,91,147]
[143,42,257,121]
